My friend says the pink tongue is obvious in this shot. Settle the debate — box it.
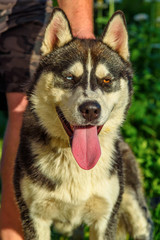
[71,126,101,170]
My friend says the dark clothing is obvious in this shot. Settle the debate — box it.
[0,22,46,92]
[0,0,52,34]
[0,0,52,94]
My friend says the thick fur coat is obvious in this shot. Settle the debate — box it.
[14,9,152,240]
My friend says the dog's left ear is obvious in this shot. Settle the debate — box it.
[102,11,129,60]
[41,8,73,55]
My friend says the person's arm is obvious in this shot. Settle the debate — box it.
[57,0,95,39]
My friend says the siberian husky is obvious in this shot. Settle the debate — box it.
[14,8,152,240]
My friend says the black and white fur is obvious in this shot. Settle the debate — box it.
[14,9,152,240]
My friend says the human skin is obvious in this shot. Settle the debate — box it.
[0,1,94,239]
[0,93,28,240]
[58,0,95,39]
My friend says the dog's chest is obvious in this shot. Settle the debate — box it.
[21,163,119,234]
[21,140,120,233]
[30,140,118,202]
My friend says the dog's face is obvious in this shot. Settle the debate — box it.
[30,9,133,170]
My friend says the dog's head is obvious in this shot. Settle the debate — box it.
[30,8,133,170]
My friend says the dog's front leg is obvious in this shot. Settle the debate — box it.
[26,216,51,240]
[15,195,51,240]
[89,224,105,240]
[89,218,111,240]
[19,202,51,240]
[14,175,52,240]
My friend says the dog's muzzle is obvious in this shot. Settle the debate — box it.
[56,106,103,170]
[79,101,101,122]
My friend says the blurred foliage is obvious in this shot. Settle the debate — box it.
[122,21,160,238]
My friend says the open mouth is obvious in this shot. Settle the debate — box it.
[56,106,103,171]
[56,106,103,138]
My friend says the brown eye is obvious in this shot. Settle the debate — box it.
[102,76,112,85]
[103,79,111,84]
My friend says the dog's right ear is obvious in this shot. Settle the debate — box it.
[41,8,73,55]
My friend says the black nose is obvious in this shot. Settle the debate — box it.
[79,101,101,122]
